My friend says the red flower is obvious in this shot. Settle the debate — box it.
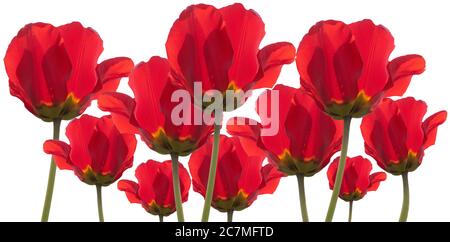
[227,85,343,176]
[327,156,387,201]
[118,160,191,217]
[166,3,295,110]
[189,135,283,212]
[296,19,425,119]
[98,56,213,156]
[43,115,137,186]
[4,22,133,122]
[361,98,447,175]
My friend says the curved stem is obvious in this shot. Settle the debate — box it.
[227,210,233,222]
[41,119,61,222]
[170,153,185,222]
[296,174,309,222]
[325,117,351,222]
[348,201,353,222]
[201,117,222,222]
[96,185,104,222]
[399,173,410,222]
[159,215,164,222]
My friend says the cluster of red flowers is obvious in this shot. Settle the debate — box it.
[3,3,446,222]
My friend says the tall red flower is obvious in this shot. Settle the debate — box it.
[327,156,386,202]
[98,56,213,156]
[361,97,447,175]
[189,135,283,215]
[4,22,133,121]
[166,3,295,110]
[43,115,137,186]
[227,85,343,176]
[296,19,425,119]
[118,160,191,219]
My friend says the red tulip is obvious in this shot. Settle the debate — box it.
[166,3,295,110]
[98,56,213,156]
[361,97,447,175]
[296,19,425,119]
[189,135,283,214]
[118,160,191,218]
[327,156,386,202]
[4,22,133,121]
[43,115,137,186]
[227,85,343,176]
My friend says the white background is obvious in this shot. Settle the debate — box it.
[0,0,448,222]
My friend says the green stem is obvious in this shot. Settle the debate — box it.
[399,173,409,222]
[96,185,104,222]
[201,118,222,222]
[227,210,233,222]
[159,215,164,222]
[170,153,185,222]
[296,174,309,222]
[41,119,61,222]
[325,117,351,222]
[348,201,353,222]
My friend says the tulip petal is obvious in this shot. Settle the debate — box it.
[58,22,103,101]
[226,117,261,142]
[117,180,141,204]
[166,4,233,92]
[349,19,394,97]
[422,111,447,149]
[367,172,387,191]
[97,92,138,135]
[220,3,265,90]
[258,164,284,195]
[253,42,296,89]
[43,140,72,170]
[385,55,425,97]
[95,57,134,94]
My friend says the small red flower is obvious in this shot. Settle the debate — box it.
[98,56,213,156]
[189,135,283,212]
[227,85,343,176]
[43,115,137,186]
[361,97,447,175]
[296,19,425,119]
[327,156,387,201]
[118,160,191,217]
[4,22,133,122]
[166,3,295,110]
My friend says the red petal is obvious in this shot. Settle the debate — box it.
[349,20,394,97]
[95,57,134,94]
[117,180,141,204]
[5,23,70,106]
[422,111,447,149]
[385,55,426,97]
[43,140,72,170]
[129,57,168,136]
[220,3,265,90]
[65,115,98,171]
[58,22,103,101]
[134,161,158,205]
[166,4,233,92]
[258,163,284,195]
[253,42,296,89]
[296,20,362,104]
[97,92,138,134]
[226,117,261,142]
[367,172,387,191]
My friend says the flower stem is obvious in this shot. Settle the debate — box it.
[96,185,104,222]
[201,116,222,222]
[399,173,409,222]
[41,119,61,222]
[227,210,233,222]
[170,153,185,222]
[325,117,351,222]
[159,215,164,222]
[296,174,309,222]
[348,201,353,222]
